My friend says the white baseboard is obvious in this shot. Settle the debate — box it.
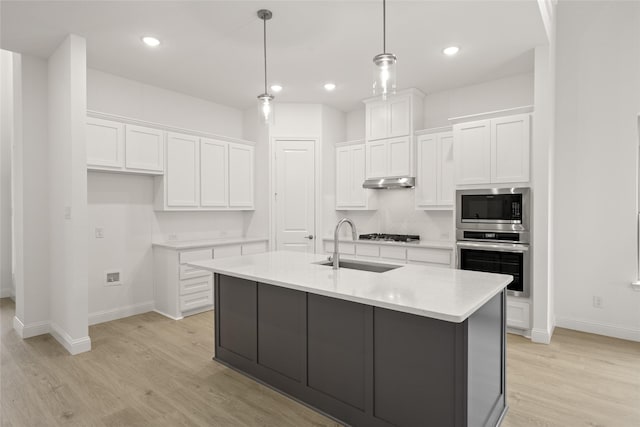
[530,327,552,344]
[0,288,14,299]
[89,301,155,326]
[50,322,92,355]
[153,309,183,321]
[555,317,640,342]
[13,316,51,339]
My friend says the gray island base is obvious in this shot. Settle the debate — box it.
[214,273,506,427]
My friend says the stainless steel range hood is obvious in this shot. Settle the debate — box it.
[362,176,415,189]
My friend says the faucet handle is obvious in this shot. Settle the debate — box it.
[327,255,333,262]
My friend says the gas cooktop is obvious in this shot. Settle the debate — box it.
[359,233,420,243]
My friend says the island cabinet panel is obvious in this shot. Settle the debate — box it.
[373,307,462,427]
[257,284,305,382]
[307,294,367,411]
[217,276,257,361]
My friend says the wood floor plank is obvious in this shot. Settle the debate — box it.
[2,298,639,427]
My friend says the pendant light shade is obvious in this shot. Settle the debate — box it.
[372,0,397,99]
[257,9,274,124]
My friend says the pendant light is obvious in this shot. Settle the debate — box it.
[372,0,397,100]
[257,9,274,124]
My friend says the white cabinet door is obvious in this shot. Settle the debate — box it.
[86,117,124,169]
[388,137,411,177]
[166,132,199,207]
[366,101,388,141]
[350,145,367,206]
[415,134,438,207]
[366,140,388,179]
[335,146,351,207]
[438,132,455,206]
[388,96,410,137]
[228,143,254,208]
[454,120,491,185]
[125,125,164,172]
[491,114,530,184]
[200,138,228,207]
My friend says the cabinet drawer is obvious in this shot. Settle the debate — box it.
[179,249,213,264]
[380,246,406,260]
[356,244,380,258]
[179,289,213,312]
[407,248,451,266]
[179,264,211,280]
[324,241,355,255]
[242,241,268,255]
[214,244,242,259]
[179,275,213,296]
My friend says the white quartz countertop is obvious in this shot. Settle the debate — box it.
[188,251,511,323]
[152,237,268,250]
[323,237,454,250]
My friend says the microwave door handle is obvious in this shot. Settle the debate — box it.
[456,241,530,253]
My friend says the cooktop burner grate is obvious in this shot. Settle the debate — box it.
[359,233,420,242]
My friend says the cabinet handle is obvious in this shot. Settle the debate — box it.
[305,235,314,240]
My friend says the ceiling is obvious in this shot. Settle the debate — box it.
[0,1,547,112]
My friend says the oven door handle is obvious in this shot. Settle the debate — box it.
[456,241,530,253]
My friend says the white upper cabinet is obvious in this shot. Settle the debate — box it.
[336,142,377,210]
[491,114,530,184]
[124,125,164,172]
[228,143,254,208]
[86,116,164,174]
[86,117,124,169]
[453,112,530,185]
[166,132,200,207]
[363,89,424,179]
[156,137,254,211]
[200,138,228,207]
[415,130,454,209]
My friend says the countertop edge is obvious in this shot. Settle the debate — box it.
[153,237,268,250]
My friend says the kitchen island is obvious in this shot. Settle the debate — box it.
[188,251,511,427]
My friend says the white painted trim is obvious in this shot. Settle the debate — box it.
[414,126,453,136]
[555,317,640,342]
[89,301,154,326]
[335,139,364,148]
[13,316,50,339]
[0,288,14,298]
[448,105,534,124]
[86,110,255,146]
[49,322,92,355]
[153,309,184,321]
[530,327,552,344]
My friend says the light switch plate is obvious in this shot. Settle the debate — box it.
[95,227,104,238]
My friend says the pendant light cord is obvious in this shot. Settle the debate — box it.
[383,0,386,53]
[263,15,268,93]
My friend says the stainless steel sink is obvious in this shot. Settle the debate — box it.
[315,259,402,273]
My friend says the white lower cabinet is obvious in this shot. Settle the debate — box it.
[153,240,267,319]
[323,240,453,268]
[506,298,531,330]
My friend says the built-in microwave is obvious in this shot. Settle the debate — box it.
[456,187,530,234]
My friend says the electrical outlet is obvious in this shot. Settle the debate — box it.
[105,270,122,286]
[95,227,104,238]
[64,206,71,220]
[592,296,603,309]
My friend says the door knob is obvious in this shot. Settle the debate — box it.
[305,235,314,240]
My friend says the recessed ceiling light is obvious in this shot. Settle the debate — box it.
[443,46,460,56]
[270,84,283,93]
[142,36,161,47]
[324,82,336,91]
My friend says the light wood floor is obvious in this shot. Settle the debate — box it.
[1,298,639,427]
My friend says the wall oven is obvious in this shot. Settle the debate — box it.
[456,188,531,298]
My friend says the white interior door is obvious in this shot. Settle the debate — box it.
[275,139,315,253]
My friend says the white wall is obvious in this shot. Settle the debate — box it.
[1,50,14,299]
[346,108,365,141]
[48,35,90,354]
[87,69,243,138]
[423,72,535,128]
[321,105,346,238]
[243,106,270,240]
[11,53,51,339]
[88,172,155,324]
[554,1,640,341]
